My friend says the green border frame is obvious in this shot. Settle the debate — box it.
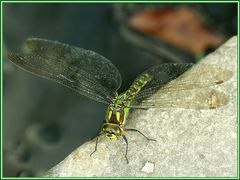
[1,0,239,179]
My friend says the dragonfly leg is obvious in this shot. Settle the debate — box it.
[126,128,157,142]
[122,135,129,164]
[90,133,101,157]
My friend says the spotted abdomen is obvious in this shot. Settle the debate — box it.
[125,73,152,100]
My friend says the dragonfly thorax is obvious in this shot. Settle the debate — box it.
[103,97,130,140]
[102,123,124,141]
[111,94,128,109]
[106,100,130,126]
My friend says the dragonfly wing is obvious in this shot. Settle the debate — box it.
[8,38,122,104]
[131,63,232,102]
[129,88,229,109]
[125,63,193,102]
[170,63,233,89]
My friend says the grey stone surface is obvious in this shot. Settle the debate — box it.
[45,36,237,177]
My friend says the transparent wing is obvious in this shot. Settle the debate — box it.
[128,63,233,109]
[125,63,193,101]
[8,38,122,104]
[130,88,229,109]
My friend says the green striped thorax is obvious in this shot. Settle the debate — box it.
[102,73,152,141]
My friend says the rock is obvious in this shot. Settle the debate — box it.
[45,36,237,177]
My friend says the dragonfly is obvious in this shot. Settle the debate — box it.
[8,38,233,163]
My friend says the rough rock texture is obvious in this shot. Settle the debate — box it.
[45,36,237,177]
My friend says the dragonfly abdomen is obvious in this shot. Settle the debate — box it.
[125,73,152,100]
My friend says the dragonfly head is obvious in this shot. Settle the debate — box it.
[102,123,124,141]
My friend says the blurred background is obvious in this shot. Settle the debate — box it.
[3,3,237,177]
